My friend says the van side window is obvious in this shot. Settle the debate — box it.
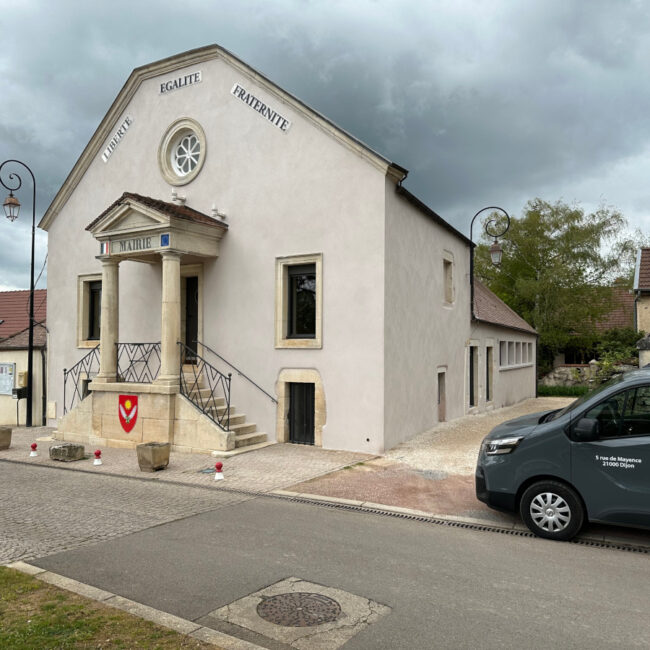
[621,385,650,438]
[582,390,630,439]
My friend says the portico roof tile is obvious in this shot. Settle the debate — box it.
[86,192,228,231]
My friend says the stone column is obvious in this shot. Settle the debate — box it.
[95,259,119,382]
[157,251,182,387]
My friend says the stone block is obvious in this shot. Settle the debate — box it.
[49,442,85,462]
[0,426,12,450]
[136,441,170,472]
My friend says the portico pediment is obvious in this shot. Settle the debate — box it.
[86,192,228,262]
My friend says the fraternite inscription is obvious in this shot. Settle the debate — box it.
[231,83,291,132]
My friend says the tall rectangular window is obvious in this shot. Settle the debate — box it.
[88,281,102,341]
[469,345,478,407]
[443,259,453,304]
[486,346,493,402]
[275,254,323,349]
[77,274,102,348]
[288,264,316,338]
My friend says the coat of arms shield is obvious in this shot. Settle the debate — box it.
[118,394,138,433]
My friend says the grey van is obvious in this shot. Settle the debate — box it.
[476,369,650,540]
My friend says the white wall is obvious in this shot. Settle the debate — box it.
[46,54,388,453]
[383,182,472,450]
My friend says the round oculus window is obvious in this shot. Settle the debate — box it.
[158,118,206,186]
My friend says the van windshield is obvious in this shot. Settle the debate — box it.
[549,375,626,421]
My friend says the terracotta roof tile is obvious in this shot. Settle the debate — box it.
[594,286,634,332]
[637,248,650,290]
[86,192,228,231]
[0,290,47,348]
[474,281,536,334]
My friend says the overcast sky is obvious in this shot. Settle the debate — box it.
[1,0,649,290]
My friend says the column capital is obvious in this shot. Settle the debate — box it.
[98,256,120,267]
[161,250,182,262]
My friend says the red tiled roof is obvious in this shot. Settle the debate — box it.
[0,322,47,350]
[594,286,634,332]
[0,290,47,349]
[474,281,536,334]
[86,192,229,231]
[636,248,650,290]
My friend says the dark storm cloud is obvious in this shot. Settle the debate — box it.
[1,0,650,288]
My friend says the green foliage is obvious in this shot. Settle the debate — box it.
[592,327,642,384]
[537,385,590,397]
[476,198,635,357]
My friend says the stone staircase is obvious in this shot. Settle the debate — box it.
[182,364,268,449]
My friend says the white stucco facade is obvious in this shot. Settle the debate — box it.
[42,45,536,454]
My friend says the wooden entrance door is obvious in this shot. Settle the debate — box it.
[289,382,315,445]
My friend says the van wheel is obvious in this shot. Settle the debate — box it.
[520,481,584,541]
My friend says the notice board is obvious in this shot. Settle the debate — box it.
[0,363,16,395]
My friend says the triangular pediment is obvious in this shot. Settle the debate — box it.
[87,199,170,237]
[39,44,407,231]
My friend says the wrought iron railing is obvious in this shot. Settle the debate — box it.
[63,345,100,414]
[117,342,161,383]
[178,341,232,431]
[196,340,278,404]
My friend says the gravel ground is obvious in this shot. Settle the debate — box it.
[385,397,574,474]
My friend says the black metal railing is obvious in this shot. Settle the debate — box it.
[117,342,161,383]
[63,345,100,414]
[178,341,232,431]
[196,340,277,404]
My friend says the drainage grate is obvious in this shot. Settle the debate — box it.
[257,592,341,627]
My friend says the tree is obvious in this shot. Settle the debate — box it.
[475,199,634,370]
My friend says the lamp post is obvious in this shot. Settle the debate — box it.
[1,159,37,427]
[469,206,510,320]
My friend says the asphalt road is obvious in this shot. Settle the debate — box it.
[5,463,649,649]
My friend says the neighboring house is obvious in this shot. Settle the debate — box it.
[42,45,536,454]
[0,290,47,426]
[552,283,635,367]
[634,248,650,331]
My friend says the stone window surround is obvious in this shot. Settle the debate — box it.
[275,253,323,349]
[442,249,454,306]
[158,117,207,186]
[275,368,326,446]
[77,273,103,349]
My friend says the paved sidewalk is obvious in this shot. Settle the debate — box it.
[3,426,371,493]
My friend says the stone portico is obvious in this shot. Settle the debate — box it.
[55,193,235,453]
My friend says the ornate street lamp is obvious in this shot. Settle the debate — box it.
[469,206,510,319]
[1,159,37,426]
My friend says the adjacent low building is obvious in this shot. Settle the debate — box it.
[0,289,47,426]
[42,44,536,454]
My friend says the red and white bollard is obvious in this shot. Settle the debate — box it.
[214,461,224,481]
[93,449,103,466]
[29,442,38,457]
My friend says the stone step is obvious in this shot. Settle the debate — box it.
[187,388,224,404]
[229,422,257,436]
[235,432,268,448]
[183,374,206,388]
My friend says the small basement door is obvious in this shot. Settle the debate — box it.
[289,382,315,445]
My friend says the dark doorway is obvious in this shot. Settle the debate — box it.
[437,372,446,422]
[185,276,199,362]
[289,382,315,445]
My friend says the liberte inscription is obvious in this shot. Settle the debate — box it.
[231,83,291,132]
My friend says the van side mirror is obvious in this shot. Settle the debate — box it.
[573,418,599,442]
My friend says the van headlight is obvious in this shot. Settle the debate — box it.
[483,436,524,455]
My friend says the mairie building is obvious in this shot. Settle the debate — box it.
[42,45,537,455]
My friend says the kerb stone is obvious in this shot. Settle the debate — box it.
[49,442,85,462]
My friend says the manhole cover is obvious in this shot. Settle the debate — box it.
[256,592,341,627]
